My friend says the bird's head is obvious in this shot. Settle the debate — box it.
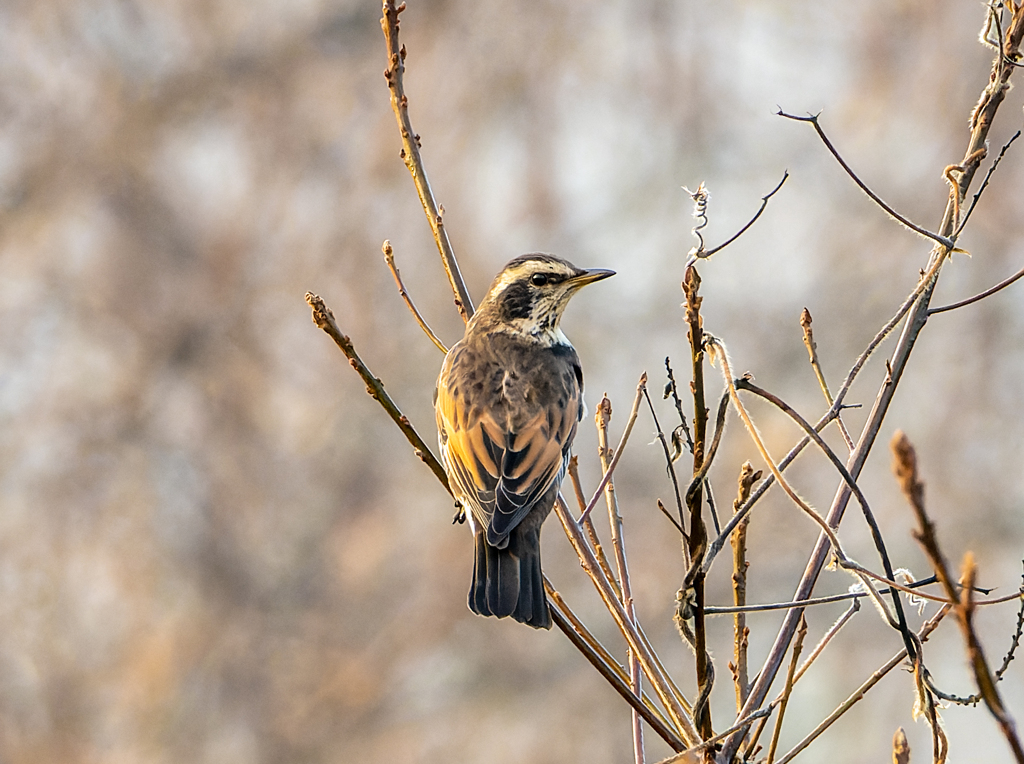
[470,254,615,345]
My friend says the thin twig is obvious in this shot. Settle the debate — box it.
[686,171,790,264]
[381,0,475,321]
[734,376,918,655]
[765,614,806,764]
[545,582,686,752]
[569,457,622,599]
[800,308,854,450]
[382,240,449,353]
[776,110,954,249]
[953,128,1021,236]
[642,386,687,545]
[793,600,860,684]
[656,708,773,764]
[596,396,645,764]
[578,374,648,526]
[552,494,701,745]
[774,604,952,764]
[719,18,1024,749]
[305,293,450,491]
[929,261,1024,315]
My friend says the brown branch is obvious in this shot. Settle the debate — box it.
[382,240,449,353]
[545,581,685,753]
[929,261,1024,315]
[893,431,1024,763]
[682,265,713,739]
[776,110,953,249]
[775,604,952,764]
[568,457,622,600]
[730,462,758,714]
[305,292,450,491]
[765,614,806,764]
[552,494,701,745]
[596,396,645,764]
[578,373,647,525]
[719,16,1024,759]
[687,171,789,264]
[800,308,853,450]
[381,0,475,321]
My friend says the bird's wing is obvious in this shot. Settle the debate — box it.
[436,342,582,547]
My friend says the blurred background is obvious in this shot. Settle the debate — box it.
[1,0,1023,762]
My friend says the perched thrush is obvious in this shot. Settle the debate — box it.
[434,254,614,628]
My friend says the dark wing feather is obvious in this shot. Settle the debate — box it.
[435,337,583,547]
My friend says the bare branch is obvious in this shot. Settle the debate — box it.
[305,292,450,491]
[553,494,701,745]
[929,261,1024,315]
[776,110,954,249]
[596,397,646,764]
[686,171,789,264]
[774,605,952,764]
[893,432,1024,763]
[381,0,475,321]
[765,615,806,764]
[383,240,449,353]
[545,582,685,752]
[578,374,647,525]
[800,308,854,450]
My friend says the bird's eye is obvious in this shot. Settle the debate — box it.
[530,273,549,287]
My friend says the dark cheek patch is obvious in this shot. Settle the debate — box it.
[499,281,534,321]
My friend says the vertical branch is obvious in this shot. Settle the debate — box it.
[765,615,807,764]
[381,0,475,321]
[730,462,760,713]
[597,397,645,764]
[681,265,713,739]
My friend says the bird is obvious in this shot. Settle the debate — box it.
[434,254,614,629]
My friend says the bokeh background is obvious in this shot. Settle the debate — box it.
[1,1,1023,762]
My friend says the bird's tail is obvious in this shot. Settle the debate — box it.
[469,524,551,630]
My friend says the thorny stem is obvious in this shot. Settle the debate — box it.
[381,0,475,321]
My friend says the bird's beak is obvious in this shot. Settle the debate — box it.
[569,268,615,287]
